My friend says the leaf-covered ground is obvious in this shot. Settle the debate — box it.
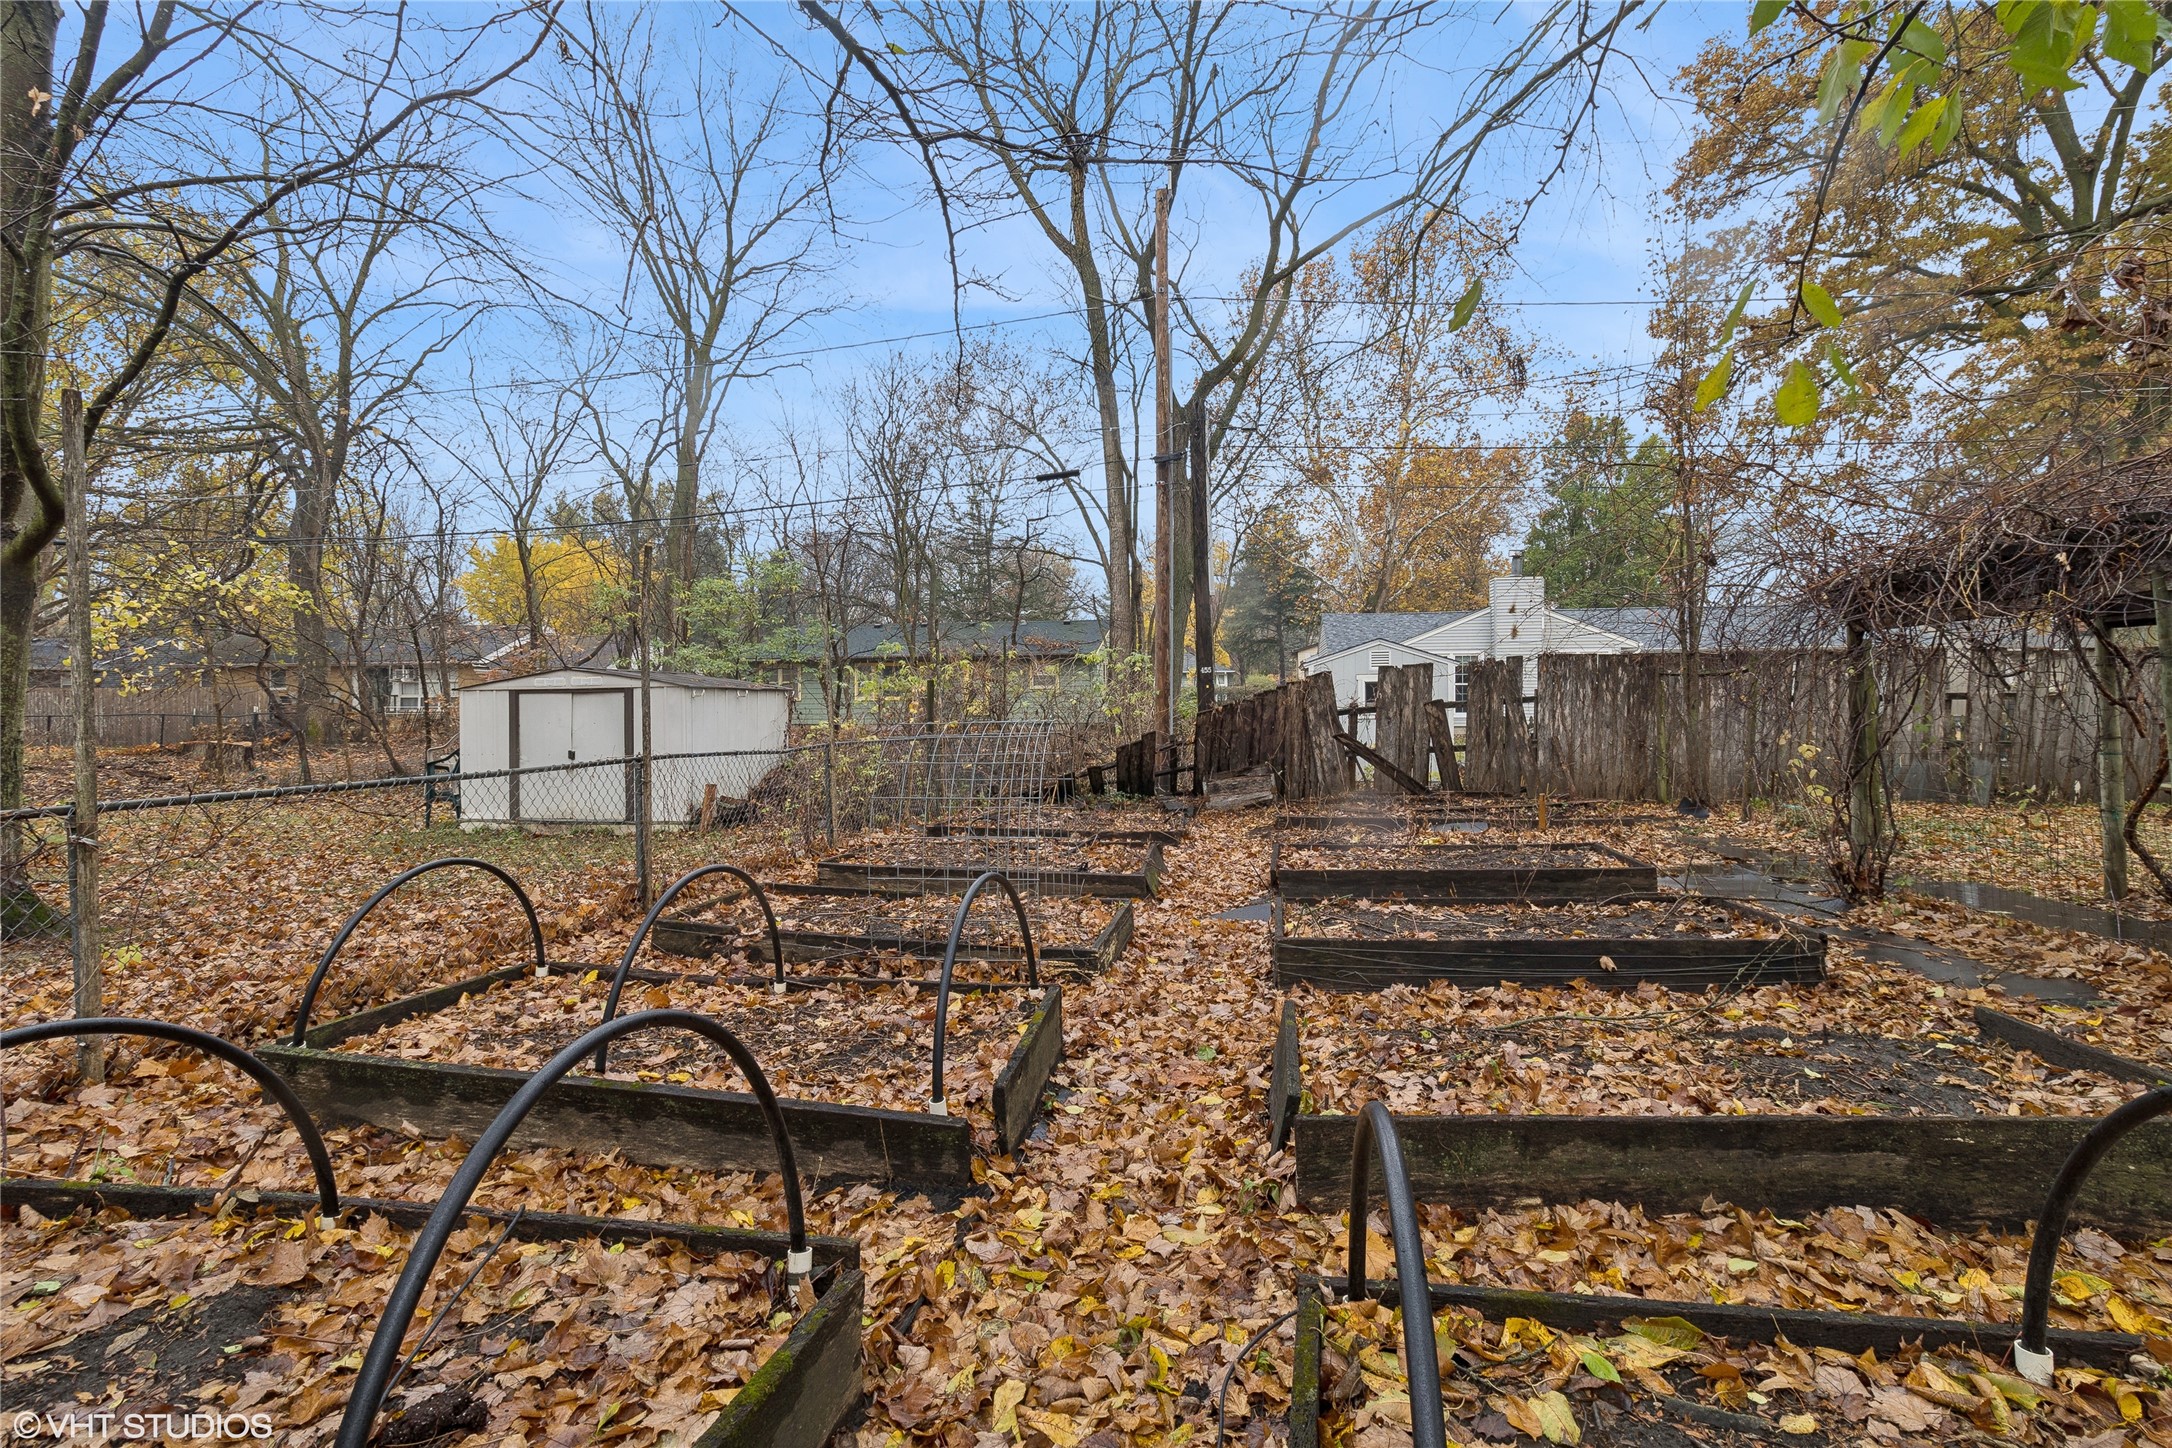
[9,799,2172,1445]
[1713,801,2172,920]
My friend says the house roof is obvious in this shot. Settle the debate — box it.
[842,618,1104,660]
[1316,611,1477,655]
[1305,636,1462,670]
[1559,603,1841,651]
[1317,600,1839,655]
[463,666,787,693]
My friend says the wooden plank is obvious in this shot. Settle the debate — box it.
[1289,1280,1324,1448]
[1293,1112,2172,1232]
[1332,730,1429,795]
[814,859,1158,900]
[303,962,536,1048]
[0,1179,861,1269]
[1425,698,1461,793]
[261,1045,977,1192]
[1293,1278,2145,1395]
[1974,1005,2171,1085]
[993,986,1065,1153]
[1269,998,1301,1152]
[699,1268,864,1448]
[1373,662,1433,794]
[1273,941,1828,992]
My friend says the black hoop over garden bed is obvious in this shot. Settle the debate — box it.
[262,869,1066,1193]
[1270,895,1826,991]
[1279,1100,2164,1447]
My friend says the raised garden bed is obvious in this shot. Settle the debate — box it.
[1265,1098,2172,1447]
[1286,1276,2148,1448]
[1271,839,1657,903]
[261,965,1064,1194]
[1973,1004,2171,1085]
[650,883,1133,975]
[1265,998,2172,1227]
[1272,895,1826,991]
[0,1179,863,1448]
[815,838,1165,898]
[925,820,1185,846]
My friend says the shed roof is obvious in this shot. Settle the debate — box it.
[463,666,787,693]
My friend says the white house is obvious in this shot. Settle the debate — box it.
[1301,559,1644,725]
[457,666,791,826]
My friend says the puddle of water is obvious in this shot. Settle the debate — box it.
[1841,933,2101,1004]
[1445,821,1490,834]
[1664,865,1845,918]
[1910,880,2172,952]
[1213,898,1274,922]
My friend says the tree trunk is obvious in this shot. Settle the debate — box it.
[1843,622,1891,903]
[1071,175,1136,659]
[63,388,101,1081]
[0,1,64,935]
[515,530,545,650]
[2095,623,2130,901]
[287,457,334,778]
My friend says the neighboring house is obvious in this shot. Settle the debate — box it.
[1299,557,1833,726]
[753,618,1107,722]
[1302,560,1639,721]
[28,624,606,717]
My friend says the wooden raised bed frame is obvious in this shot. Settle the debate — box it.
[1270,839,1658,904]
[1270,894,1826,992]
[0,1178,863,1448]
[1265,999,2172,1232]
[815,839,1166,898]
[650,882,1135,976]
[1285,1274,2146,1448]
[260,965,1064,1195]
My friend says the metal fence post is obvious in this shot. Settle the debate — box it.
[824,735,837,847]
[62,388,103,1084]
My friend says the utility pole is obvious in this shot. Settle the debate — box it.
[636,542,655,908]
[1190,394,1213,718]
[1152,185,1174,745]
[63,389,102,1083]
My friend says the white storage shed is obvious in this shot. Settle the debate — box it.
[457,667,792,826]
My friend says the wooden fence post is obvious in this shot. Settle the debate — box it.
[1374,663,1433,793]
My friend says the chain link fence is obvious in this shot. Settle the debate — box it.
[1,723,1069,1046]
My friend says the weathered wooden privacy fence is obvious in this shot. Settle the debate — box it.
[1181,666,1457,799]
[1456,646,2166,805]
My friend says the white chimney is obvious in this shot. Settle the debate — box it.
[1490,562,1546,654]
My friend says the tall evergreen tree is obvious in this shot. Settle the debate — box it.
[1520,412,1674,607]
[1223,506,1322,681]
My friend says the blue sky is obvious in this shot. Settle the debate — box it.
[134,2,1750,574]
[467,3,1740,449]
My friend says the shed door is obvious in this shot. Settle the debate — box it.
[514,690,631,822]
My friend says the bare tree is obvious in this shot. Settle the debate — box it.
[449,360,597,654]
[178,113,504,774]
[542,5,841,632]
[0,2,548,921]
[813,0,1642,672]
